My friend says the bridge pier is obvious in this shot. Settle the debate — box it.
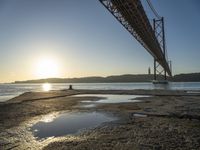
[153,59,168,84]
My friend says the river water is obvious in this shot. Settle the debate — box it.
[0,82,200,102]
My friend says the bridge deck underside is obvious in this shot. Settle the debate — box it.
[100,0,171,76]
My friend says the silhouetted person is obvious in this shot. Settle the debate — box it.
[69,85,73,90]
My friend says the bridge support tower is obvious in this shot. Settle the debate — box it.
[153,17,170,82]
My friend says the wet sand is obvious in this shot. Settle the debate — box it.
[0,89,200,150]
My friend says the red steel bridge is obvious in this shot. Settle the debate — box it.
[99,0,172,80]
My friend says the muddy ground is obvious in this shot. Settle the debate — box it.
[0,89,200,150]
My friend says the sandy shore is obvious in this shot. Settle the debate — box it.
[0,89,200,150]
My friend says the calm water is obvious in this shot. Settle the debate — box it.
[0,82,200,102]
[75,94,148,103]
[74,94,148,108]
[31,112,117,139]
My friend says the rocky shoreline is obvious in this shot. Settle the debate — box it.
[0,89,200,149]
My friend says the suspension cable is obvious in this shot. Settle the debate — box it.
[146,0,161,19]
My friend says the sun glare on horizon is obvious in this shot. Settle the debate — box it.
[42,83,52,92]
[35,57,60,79]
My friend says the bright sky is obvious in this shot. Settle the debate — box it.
[0,0,199,83]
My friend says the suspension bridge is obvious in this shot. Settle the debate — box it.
[99,0,172,81]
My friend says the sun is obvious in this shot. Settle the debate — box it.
[35,57,60,78]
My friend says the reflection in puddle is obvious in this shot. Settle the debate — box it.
[133,113,147,117]
[31,112,117,139]
[81,104,97,108]
[74,94,149,105]
[187,91,200,94]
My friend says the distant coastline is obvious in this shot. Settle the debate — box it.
[14,73,200,83]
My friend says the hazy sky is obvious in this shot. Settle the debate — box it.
[0,0,200,82]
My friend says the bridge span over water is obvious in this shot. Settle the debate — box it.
[99,0,172,80]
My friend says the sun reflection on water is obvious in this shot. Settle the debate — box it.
[42,83,52,92]
[41,113,57,123]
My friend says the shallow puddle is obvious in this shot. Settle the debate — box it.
[187,91,200,94]
[31,112,117,140]
[74,94,149,104]
[133,113,147,117]
[81,104,97,108]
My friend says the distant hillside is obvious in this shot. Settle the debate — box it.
[172,73,200,82]
[14,74,162,83]
[14,73,200,83]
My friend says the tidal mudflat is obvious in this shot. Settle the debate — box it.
[0,89,200,150]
